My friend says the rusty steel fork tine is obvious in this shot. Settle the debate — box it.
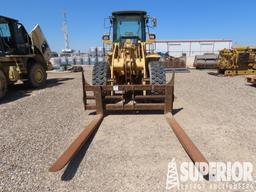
[165,113,208,165]
[49,114,104,172]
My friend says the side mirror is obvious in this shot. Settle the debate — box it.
[104,17,112,29]
[152,17,157,27]
[149,33,156,40]
[102,34,110,41]
[109,16,113,24]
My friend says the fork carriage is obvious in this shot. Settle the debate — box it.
[82,72,175,115]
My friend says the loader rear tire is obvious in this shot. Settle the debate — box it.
[27,63,47,88]
[92,62,108,85]
[0,70,7,100]
[149,61,166,85]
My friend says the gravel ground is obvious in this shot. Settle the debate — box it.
[0,67,256,192]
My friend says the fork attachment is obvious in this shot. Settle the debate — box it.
[82,72,175,114]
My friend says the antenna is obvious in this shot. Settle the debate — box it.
[62,12,72,53]
[63,12,69,50]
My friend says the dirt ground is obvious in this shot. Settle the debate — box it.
[0,67,256,192]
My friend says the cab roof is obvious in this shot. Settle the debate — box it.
[112,11,147,16]
[0,16,18,23]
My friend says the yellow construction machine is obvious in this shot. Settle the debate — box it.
[0,16,51,99]
[49,11,208,175]
[218,47,256,75]
[88,10,171,112]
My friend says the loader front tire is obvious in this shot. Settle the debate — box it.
[149,61,166,85]
[92,62,108,85]
[0,70,7,100]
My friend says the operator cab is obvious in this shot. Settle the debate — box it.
[0,16,31,55]
[111,11,147,43]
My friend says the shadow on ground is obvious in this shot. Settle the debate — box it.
[61,124,100,181]
[101,108,183,116]
[245,84,256,88]
[0,77,74,104]
[207,71,225,77]
[46,78,74,88]
[172,107,183,115]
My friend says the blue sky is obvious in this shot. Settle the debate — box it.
[1,0,255,52]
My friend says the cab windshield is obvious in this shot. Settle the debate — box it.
[113,16,145,42]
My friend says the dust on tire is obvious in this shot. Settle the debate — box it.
[149,61,166,85]
[92,62,108,85]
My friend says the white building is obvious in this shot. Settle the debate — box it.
[155,39,232,67]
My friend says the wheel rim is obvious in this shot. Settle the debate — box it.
[34,69,44,83]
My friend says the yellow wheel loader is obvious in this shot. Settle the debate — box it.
[49,11,208,175]
[94,11,164,86]
[87,11,173,113]
[0,16,51,99]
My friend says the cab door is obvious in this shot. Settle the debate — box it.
[13,23,32,54]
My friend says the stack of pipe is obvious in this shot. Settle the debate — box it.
[193,54,218,69]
